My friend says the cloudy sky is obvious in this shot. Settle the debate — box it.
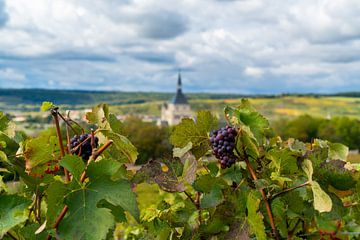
[0,0,359,93]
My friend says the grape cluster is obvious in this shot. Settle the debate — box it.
[70,134,99,161]
[210,126,237,168]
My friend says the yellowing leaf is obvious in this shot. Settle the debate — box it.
[40,101,54,112]
[311,181,332,213]
[301,159,313,181]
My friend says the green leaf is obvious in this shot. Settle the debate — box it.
[46,180,69,228]
[225,100,269,143]
[196,110,218,134]
[311,181,332,213]
[0,132,19,159]
[0,195,31,238]
[0,112,15,137]
[59,155,85,181]
[108,113,123,134]
[24,128,59,175]
[246,191,266,240]
[40,101,54,112]
[173,142,193,158]
[236,132,259,160]
[170,111,217,159]
[271,198,288,238]
[57,159,139,240]
[0,151,7,163]
[86,104,110,128]
[0,176,7,192]
[327,142,348,161]
[18,223,49,240]
[301,159,313,181]
[193,174,227,193]
[200,186,224,209]
[97,199,126,223]
[106,132,138,163]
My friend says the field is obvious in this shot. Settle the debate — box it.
[110,96,360,121]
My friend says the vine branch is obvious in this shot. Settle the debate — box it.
[269,181,310,200]
[51,109,70,182]
[236,130,280,240]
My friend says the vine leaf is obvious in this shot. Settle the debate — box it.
[86,104,111,130]
[0,195,32,238]
[327,142,348,161]
[86,104,138,163]
[0,112,16,137]
[246,191,266,240]
[59,155,85,181]
[301,159,313,182]
[0,176,7,192]
[105,132,138,163]
[40,101,55,112]
[200,186,224,209]
[54,159,139,240]
[311,181,332,213]
[225,100,269,143]
[0,132,19,161]
[170,110,218,159]
[24,128,60,176]
[46,180,69,228]
[133,151,197,193]
[302,159,332,213]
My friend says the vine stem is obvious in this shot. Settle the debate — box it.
[46,140,113,240]
[6,232,18,240]
[184,191,198,208]
[236,130,280,240]
[51,109,70,182]
[270,181,310,200]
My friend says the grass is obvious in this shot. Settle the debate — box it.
[108,95,360,119]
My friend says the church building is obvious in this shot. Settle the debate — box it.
[160,73,192,125]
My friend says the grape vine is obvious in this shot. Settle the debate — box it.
[0,100,359,239]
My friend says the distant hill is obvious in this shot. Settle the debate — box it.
[0,88,358,111]
[0,88,257,107]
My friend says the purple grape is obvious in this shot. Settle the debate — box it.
[70,134,99,161]
[209,125,238,168]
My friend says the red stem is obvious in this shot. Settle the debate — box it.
[237,130,279,240]
[51,109,70,182]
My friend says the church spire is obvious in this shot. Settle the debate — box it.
[171,71,188,104]
[177,71,182,92]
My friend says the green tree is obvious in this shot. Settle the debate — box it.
[123,116,171,164]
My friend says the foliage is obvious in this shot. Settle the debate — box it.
[0,100,359,239]
[122,116,171,164]
[273,114,360,149]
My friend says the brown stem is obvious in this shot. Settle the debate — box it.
[36,188,42,223]
[57,111,80,134]
[47,140,113,239]
[236,130,279,240]
[184,191,198,208]
[51,109,70,182]
[6,232,18,240]
[270,182,310,200]
[288,218,301,238]
[90,128,96,159]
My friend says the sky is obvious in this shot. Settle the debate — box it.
[0,0,359,94]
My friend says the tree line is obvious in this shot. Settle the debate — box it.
[272,115,360,150]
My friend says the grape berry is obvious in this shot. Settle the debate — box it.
[70,134,99,161]
[210,125,237,168]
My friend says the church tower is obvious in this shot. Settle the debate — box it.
[160,73,192,125]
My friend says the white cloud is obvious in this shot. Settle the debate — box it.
[0,0,359,93]
[244,66,264,77]
[0,68,25,81]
